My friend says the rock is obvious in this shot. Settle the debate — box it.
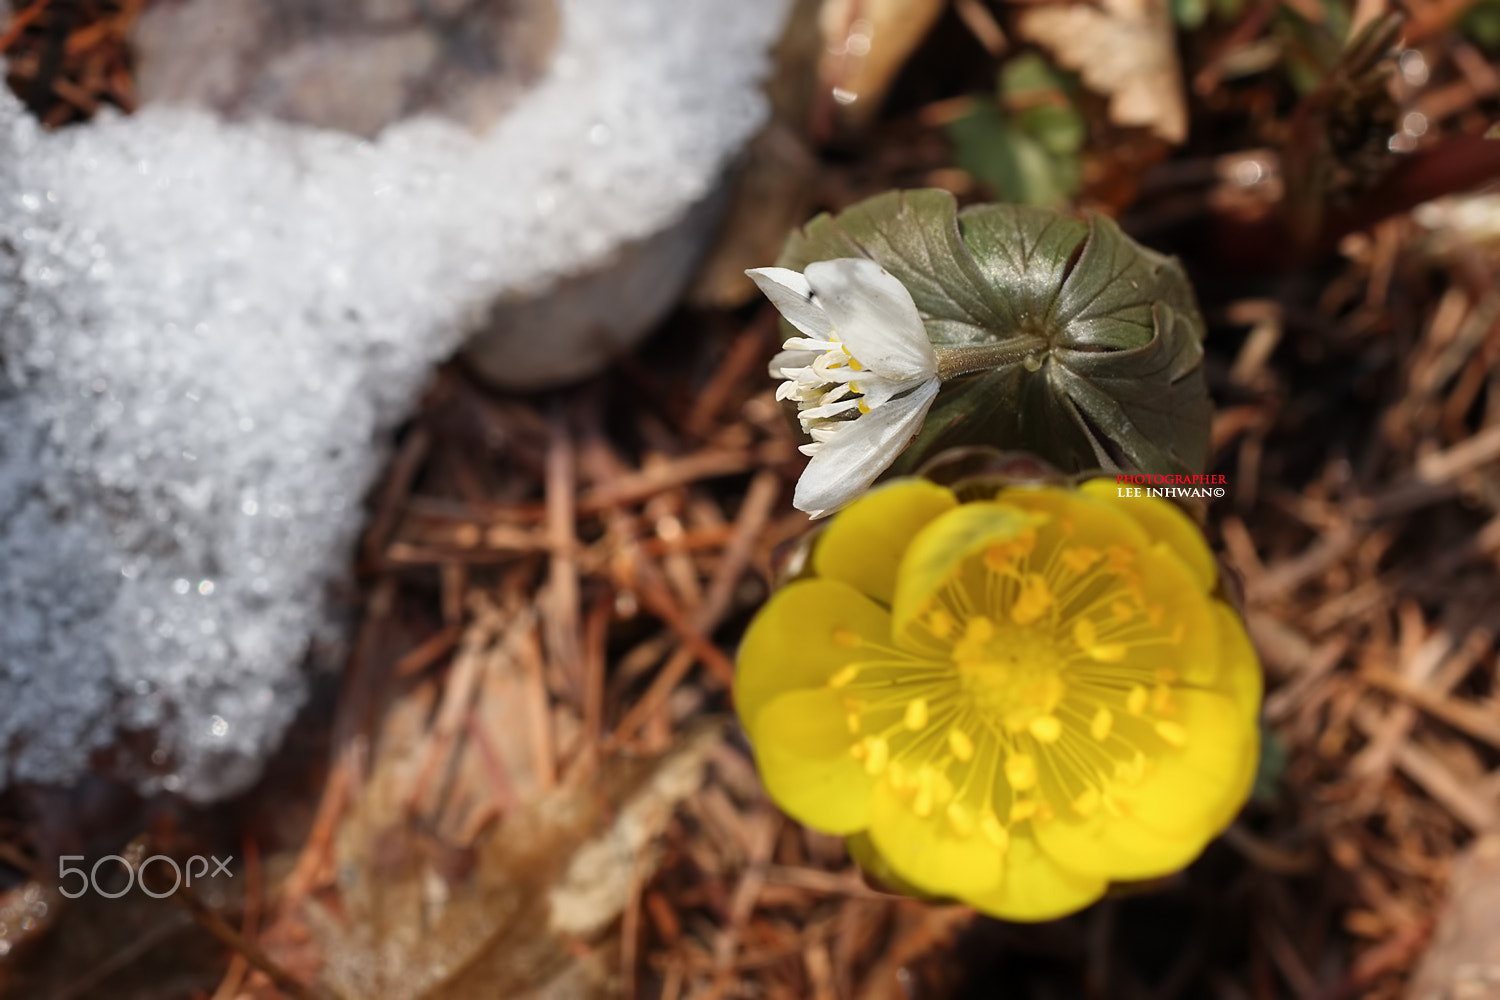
[0,0,789,801]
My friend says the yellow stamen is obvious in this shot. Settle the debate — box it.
[888,760,911,792]
[831,628,861,649]
[913,783,934,817]
[1061,546,1102,575]
[1111,600,1135,622]
[864,736,889,775]
[1011,574,1053,625]
[828,664,859,689]
[948,728,975,761]
[1009,799,1038,822]
[1155,667,1179,683]
[1074,618,1098,648]
[845,712,861,734]
[1005,753,1038,791]
[848,356,863,371]
[1152,684,1174,714]
[1028,715,1062,744]
[980,811,1010,851]
[857,399,871,415]
[1127,685,1149,715]
[1087,641,1127,662]
[946,801,974,837]
[1072,787,1101,817]
[1090,707,1113,742]
[848,379,862,394]
[1115,752,1147,784]
[932,769,955,804]
[963,615,995,644]
[1155,720,1188,748]
[904,697,929,731]
[928,609,955,640]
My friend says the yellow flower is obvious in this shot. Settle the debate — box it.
[735,477,1262,922]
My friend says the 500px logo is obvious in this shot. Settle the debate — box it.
[57,854,233,899]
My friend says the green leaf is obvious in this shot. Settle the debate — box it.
[776,191,1211,478]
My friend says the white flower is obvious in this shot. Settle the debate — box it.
[747,258,941,518]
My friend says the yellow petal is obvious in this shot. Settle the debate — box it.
[963,831,1107,922]
[1035,654,1260,881]
[1106,688,1257,842]
[844,831,932,899]
[891,501,1047,645]
[735,578,893,735]
[1079,478,1217,593]
[1213,602,1264,721]
[867,781,1005,898]
[751,688,876,834]
[813,479,957,607]
[1119,541,1221,686]
[996,487,1152,566]
[1211,602,1264,823]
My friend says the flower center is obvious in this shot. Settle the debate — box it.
[951,615,1066,734]
[829,523,1193,844]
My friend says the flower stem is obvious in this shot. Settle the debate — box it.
[934,341,1042,381]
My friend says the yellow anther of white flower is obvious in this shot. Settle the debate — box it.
[946,801,975,837]
[864,736,890,775]
[904,697,929,731]
[1005,752,1038,791]
[1090,707,1114,742]
[831,627,862,649]
[948,727,975,761]
[828,664,860,689]
[1010,574,1052,625]
[1060,546,1102,575]
[927,608,955,640]
[1127,685,1149,715]
[857,399,871,415]
[979,810,1010,851]
[1029,715,1062,743]
[1010,799,1038,822]
[1155,720,1188,748]
[1072,787,1101,817]
[848,380,862,394]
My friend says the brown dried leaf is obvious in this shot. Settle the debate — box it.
[1016,0,1188,144]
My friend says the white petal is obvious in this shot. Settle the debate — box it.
[803,259,937,380]
[792,377,942,517]
[746,267,835,339]
[850,373,918,409]
[768,348,817,380]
